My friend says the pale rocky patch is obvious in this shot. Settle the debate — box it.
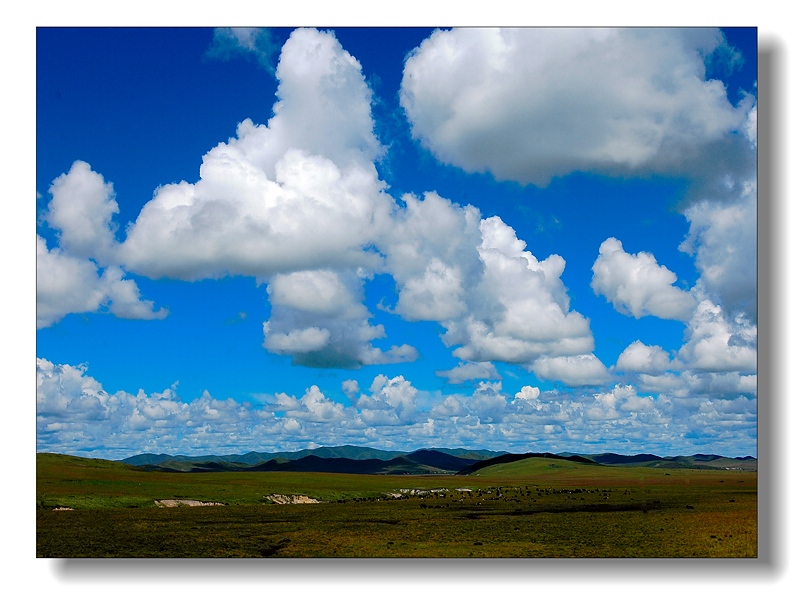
[264,494,320,504]
[154,499,226,507]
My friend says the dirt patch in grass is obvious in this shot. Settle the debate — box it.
[265,494,320,504]
[155,499,226,508]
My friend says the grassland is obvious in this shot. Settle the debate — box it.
[36,453,757,558]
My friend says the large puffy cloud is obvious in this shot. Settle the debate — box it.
[591,237,697,321]
[376,192,601,381]
[381,192,484,322]
[120,147,392,280]
[438,217,601,382]
[36,235,166,328]
[401,28,752,185]
[110,28,409,367]
[107,28,424,368]
[376,193,601,383]
[120,28,391,282]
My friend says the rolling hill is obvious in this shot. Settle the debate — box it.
[118,446,756,475]
[124,446,497,474]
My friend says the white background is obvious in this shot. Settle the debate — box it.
[8,1,796,598]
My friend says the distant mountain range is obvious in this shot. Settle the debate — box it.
[120,445,757,475]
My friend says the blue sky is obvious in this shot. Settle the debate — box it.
[36,27,758,459]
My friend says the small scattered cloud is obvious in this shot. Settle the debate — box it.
[591,237,696,321]
[206,28,279,74]
[464,381,508,422]
[532,354,610,387]
[268,386,348,423]
[435,361,501,384]
[355,375,419,425]
[37,357,756,458]
[341,379,360,399]
[615,340,673,374]
[678,299,757,373]
[44,160,120,265]
[262,269,418,369]
[514,385,540,401]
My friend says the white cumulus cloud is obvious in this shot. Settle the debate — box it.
[44,160,120,264]
[120,28,391,282]
[269,386,348,423]
[37,357,756,458]
[442,217,595,369]
[514,385,541,401]
[381,192,484,322]
[680,176,757,322]
[435,361,501,384]
[616,340,674,374]
[401,28,752,186]
[355,375,419,425]
[678,299,757,373]
[262,269,417,368]
[37,235,166,328]
[532,354,610,387]
[591,237,697,321]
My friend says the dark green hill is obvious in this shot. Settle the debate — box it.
[117,446,756,474]
[590,453,663,465]
[121,448,478,475]
[121,444,405,468]
[425,447,507,461]
[465,456,606,477]
[246,454,442,475]
[403,449,478,472]
[299,445,406,461]
[583,453,757,471]
[458,452,594,475]
[120,453,176,466]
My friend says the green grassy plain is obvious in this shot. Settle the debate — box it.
[36,453,757,558]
